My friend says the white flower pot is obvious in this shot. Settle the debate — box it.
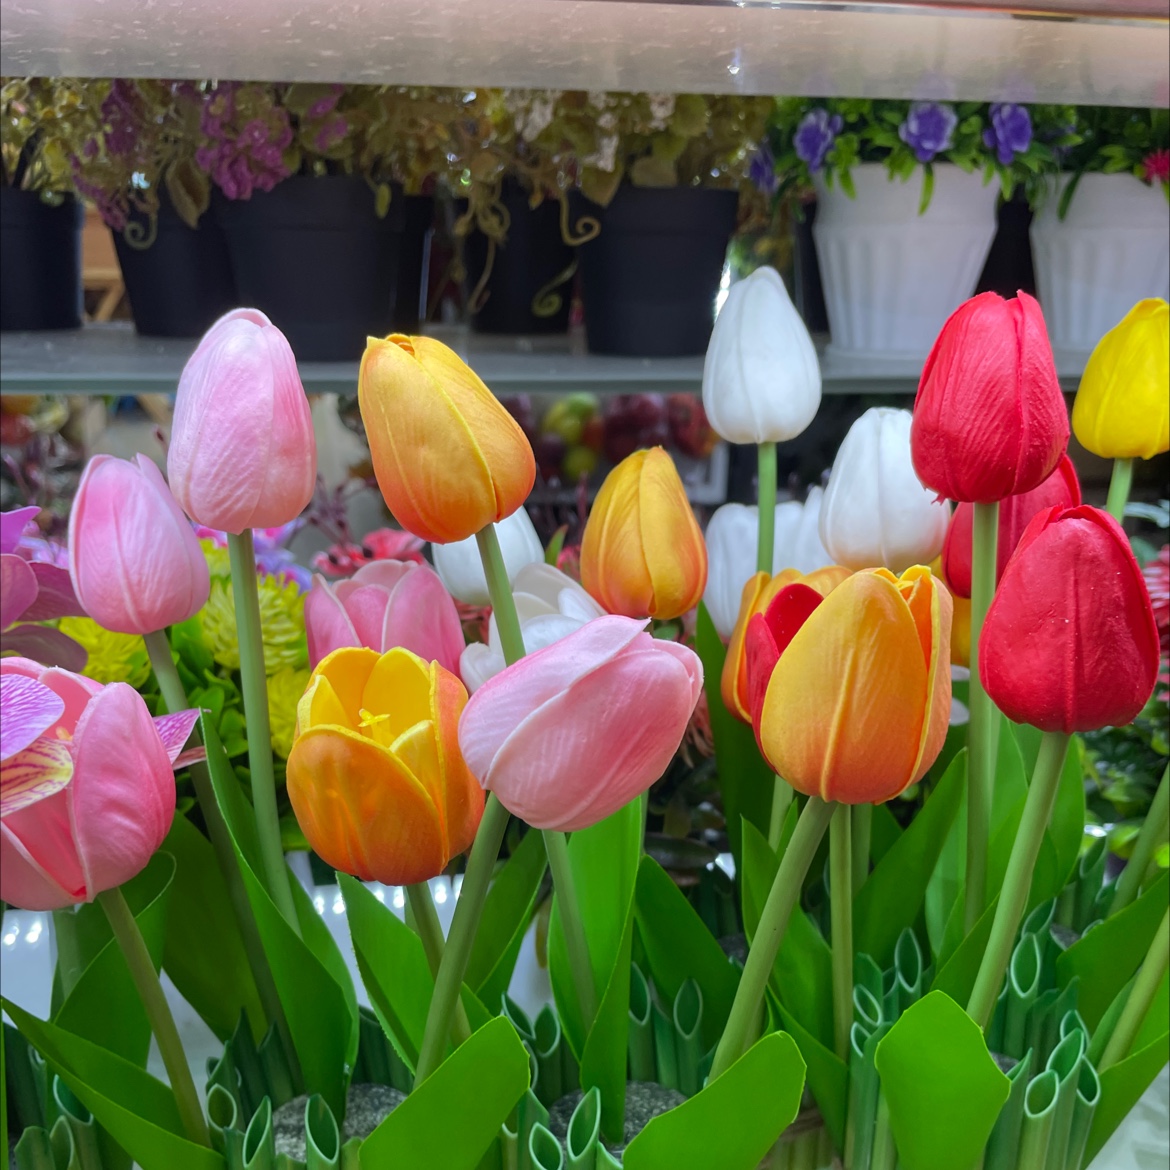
[1031,173,1170,365]
[813,163,999,360]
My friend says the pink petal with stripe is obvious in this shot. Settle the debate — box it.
[1,738,75,816]
[153,709,201,765]
[0,675,65,761]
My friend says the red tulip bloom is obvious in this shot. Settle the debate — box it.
[980,506,1159,733]
[911,292,1069,504]
[941,454,1081,598]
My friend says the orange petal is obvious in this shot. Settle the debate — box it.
[429,662,483,857]
[910,576,953,784]
[721,571,770,720]
[639,448,707,620]
[581,451,654,616]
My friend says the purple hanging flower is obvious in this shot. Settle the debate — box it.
[982,103,1033,165]
[748,142,778,197]
[794,109,844,174]
[306,84,345,121]
[898,102,958,164]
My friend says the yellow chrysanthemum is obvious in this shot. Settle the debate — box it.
[58,616,152,687]
[267,665,310,759]
[200,538,232,580]
[200,575,308,675]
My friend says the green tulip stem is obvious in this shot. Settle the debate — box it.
[709,795,835,1080]
[767,775,793,851]
[405,883,471,1046]
[97,886,211,1148]
[226,530,300,937]
[830,804,854,1062]
[1099,907,1170,1072]
[1105,457,1135,524]
[967,731,1071,1030]
[143,629,301,1090]
[756,441,777,574]
[1110,765,1170,917]
[476,524,526,664]
[852,803,872,895]
[964,499,1001,931]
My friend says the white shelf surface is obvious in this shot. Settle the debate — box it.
[0,0,1166,107]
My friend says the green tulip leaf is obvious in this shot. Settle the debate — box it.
[2,999,223,1170]
[874,991,1010,1170]
[931,896,999,1005]
[870,803,902,867]
[623,1031,805,1170]
[360,1017,529,1170]
[695,604,772,872]
[855,748,964,969]
[774,998,848,1150]
[1043,734,1087,901]
[633,856,740,1051]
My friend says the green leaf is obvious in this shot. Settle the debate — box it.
[855,749,964,968]
[623,1032,805,1170]
[360,1017,529,1170]
[931,896,999,1005]
[1057,871,1170,1029]
[1043,736,1087,902]
[3,1000,223,1170]
[774,1000,848,1150]
[874,991,1010,1170]
[633,856,740,1051]
[466,827,547,1011]
[159,814,265,1042]
[695,604,772,872]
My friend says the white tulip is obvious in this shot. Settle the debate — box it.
[818,407,950,573]
[702,494,833,638]
[702,266,822,445]
[460,562,605,691]
[431,507,544,606]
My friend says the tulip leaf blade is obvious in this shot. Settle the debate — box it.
[633,855,740,1051]
[359,1016,529,1170]
[873,991,1010,1170]
[622,1031,805,1170]
[774,997,848,1151]
[2,998,223,1170]
[855,746,964,969]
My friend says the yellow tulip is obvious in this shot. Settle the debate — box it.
[285,646,483,885]
[580,447,707,621]
[1072,298,1169,459]
[358,335,536,543]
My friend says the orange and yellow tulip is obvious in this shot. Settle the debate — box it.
[285,646,483,885]
[745,566,952,804]
[358,335,535,544]
[580,447,707,621]
[721,564,851,721]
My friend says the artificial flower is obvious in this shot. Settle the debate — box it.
[432,507,544,607]
[56,617,151,688]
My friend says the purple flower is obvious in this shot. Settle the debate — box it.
[982,103,1032,165]
[898,102,958,164]
[306,84,344,121]
[314,114,348,154]
[748,142,778,197]
[794,109,844,173]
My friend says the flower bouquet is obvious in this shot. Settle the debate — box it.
[3,272,1168,1170]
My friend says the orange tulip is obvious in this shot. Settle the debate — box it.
[580,447,707,621]
[358,335,535,544]
[930,555,972,669]
[285,646,483,885]
[721,564,851,721]
[745,566,952,804]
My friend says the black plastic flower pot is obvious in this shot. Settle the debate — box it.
[572,186,739,357]
[391,193,434,333]
[463,182,575,335]
[0,189,84,331]
[114,190,238,338]
[214,176,430,361]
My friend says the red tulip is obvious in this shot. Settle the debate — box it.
[911,292,1068,504]
[941,454,1081,598]
[980,506,1159,733]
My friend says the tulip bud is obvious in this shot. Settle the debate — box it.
[68,454,210,636]
[745,567,952,804]
[911,292,1068,503]
[169,309,317,534]
[1072,298,1170,460]
[820,407,950,573]
[432,507,544,607]
[286,647,484,885]
[581,447,707,621]
[458,616,702,831]
[702,267,822,444]
[702,493,832,639]
[980,505,1159,733]
[359,335,535,544]
[941,454,1081,598]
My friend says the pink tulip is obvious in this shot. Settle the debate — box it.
[0,658,198,911]
[168,308,317,534]
[69,454,211,635]
[303,559,464,675]
[458,616,703,831]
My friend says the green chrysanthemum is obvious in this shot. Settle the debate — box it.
[200,575,308,675]
[58,616,152,688]
[267,665,310,759]
[200,538,232,581]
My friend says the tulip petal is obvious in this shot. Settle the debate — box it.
[639,449,708,617]
[152,709,201,766]
[380,563,466,677]
[361,649,432,739]
[302,673,356,733]
[337,584,393,650]
[1,738,75,816]
[460,642,502,694]
[35,666,102,735]
[582,452,655,616]
[305,575,361,667]
[911,579,952,784]
[314,647,381,723]
[0,819,81,910]
[0,554,37,630]
[0,675,65,761]
[428,662,482,858]
[746,584,822,730]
